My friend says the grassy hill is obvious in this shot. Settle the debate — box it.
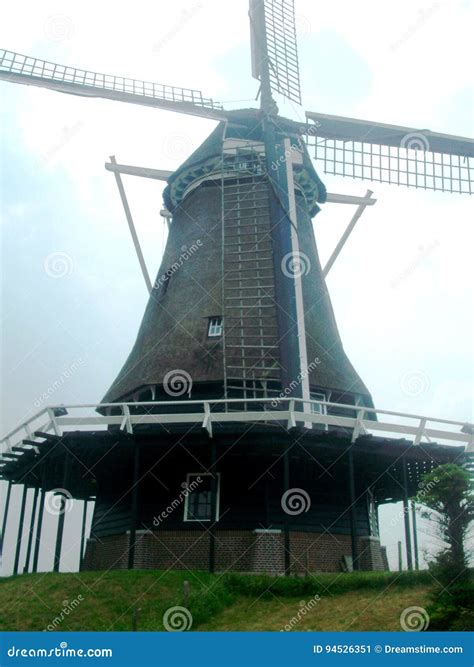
[0,570,441,632]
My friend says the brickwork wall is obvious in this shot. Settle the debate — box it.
[82,529,388,573]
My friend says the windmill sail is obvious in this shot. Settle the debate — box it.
[250,0,302,105]
[305,111,474,194]
[0,49,225,121]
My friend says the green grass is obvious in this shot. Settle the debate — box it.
[0,570,438,632]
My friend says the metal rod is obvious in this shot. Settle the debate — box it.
[32,490,45,573]
[128,441,140,570]
[23,486,39,573]
[398,540,403,571]
[411,500,419,570]
[13,485,28,575]
[283,448,291,576]
[348,446,359,570]
[323,189,373,277]
[109,155,153,294]
[402,460,413,571]
[209,441,217,573]
[79,499,89,570]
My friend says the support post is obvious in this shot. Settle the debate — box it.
[402,459,413,571]
[411,500,419,570]
[110,155,152,294]
[13,485,28,575]
[209,440,218,573]
[54,452,71,573]
[283,448,291,576]
[32,489,45,573]
[128,441,140,570]
[398,540,403,571]
[24,486,39,573]
[0,481,12,559]
[348,446,359,570]
[79,499,89,570]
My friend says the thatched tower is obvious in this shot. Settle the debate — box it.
[103,110,372,411]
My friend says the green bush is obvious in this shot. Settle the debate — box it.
[427,581,474,631]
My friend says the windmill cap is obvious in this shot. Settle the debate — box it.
[163,108,327,217]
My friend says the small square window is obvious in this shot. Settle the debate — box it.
[183,473,220,522]
[310,392,327,415]
[208,316,223,337]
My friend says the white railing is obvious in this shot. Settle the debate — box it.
[0,398,472,458]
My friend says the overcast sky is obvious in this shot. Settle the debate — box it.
[0,0,472,575]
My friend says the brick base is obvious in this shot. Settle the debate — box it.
[82,530,389,573]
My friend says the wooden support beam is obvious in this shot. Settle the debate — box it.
[105,162,172,181]
[54,453,71,572]
[128,441,140,570]
[348,446,359,571]
[13,485,28,575]
[283,449,291,576]
[411,500,419,570]
[402,460,413,571]
[110,155,153,295]
[79,500,89,570]
[32,489,45,573]
[23,486,39,573]
[208,441,218,573]
[326,192,376,206]
[0,481,12,560]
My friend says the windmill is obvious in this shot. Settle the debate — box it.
[0,1,472,578]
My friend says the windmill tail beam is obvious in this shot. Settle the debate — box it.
[109,156,153,295]
[105,162,173,181]
[323,190,374,278]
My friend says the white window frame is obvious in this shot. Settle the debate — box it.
[183,472,220,522]
[208,316,223,338]
[310,392,327,415]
